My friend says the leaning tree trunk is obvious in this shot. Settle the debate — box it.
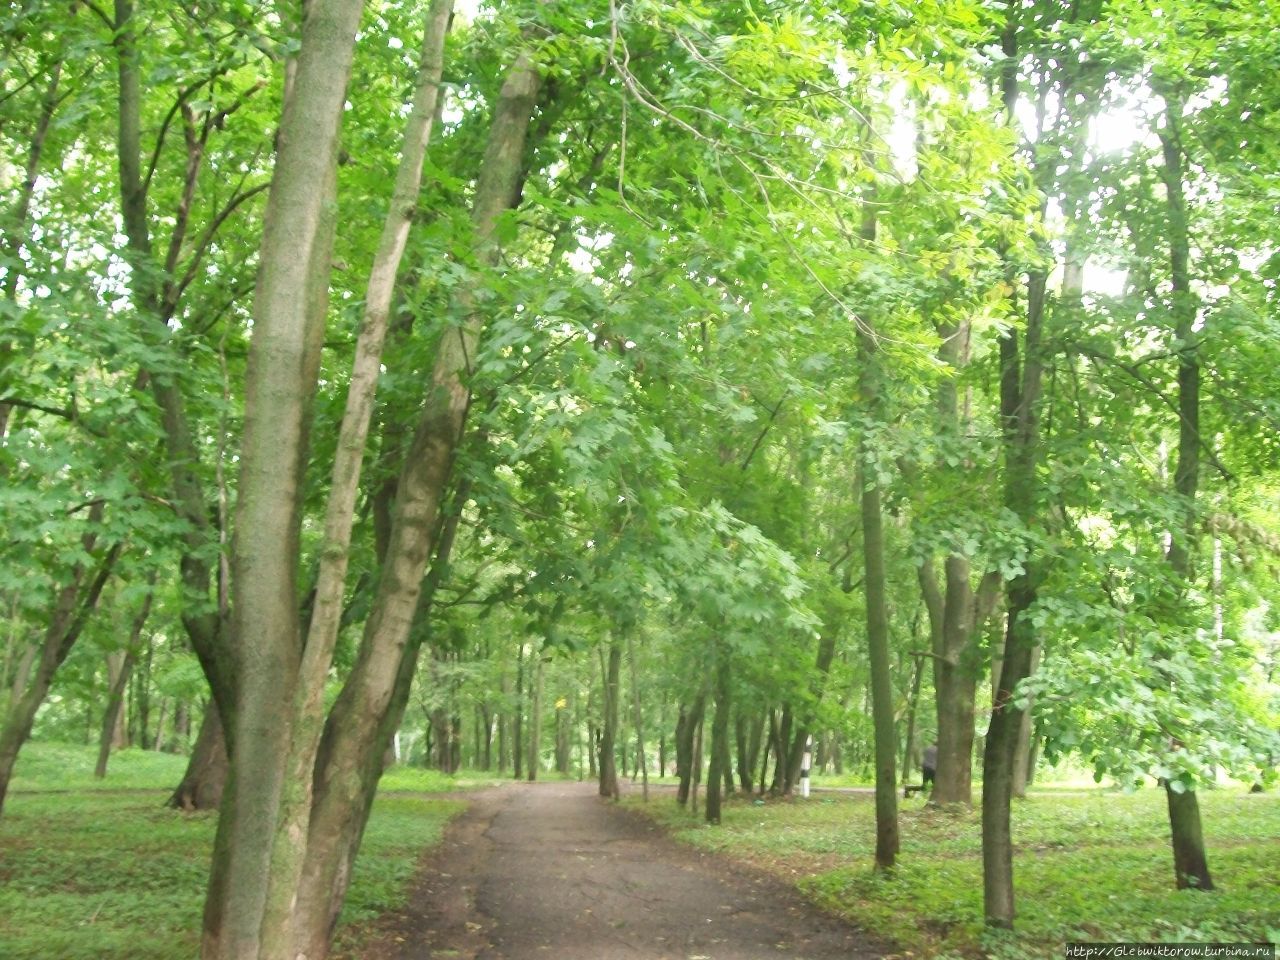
[283,49,541,960]
[1156,87,1213,892]
[199,0,367,956]
[95,651,136,778]
[257,5,458,951]
[0,531,119,817]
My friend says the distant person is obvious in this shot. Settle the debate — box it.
[922,744,937,791]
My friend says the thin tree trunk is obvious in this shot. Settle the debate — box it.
[982,8,1049,926]
[901,652,923,785]
[626,631,649,801]
[527,648,543,781]
[598,640,621,799]
[514,646,525,780]
[705,652,732,824]
[857,200,899,869]
[1156,87,1213,892]
[95,586,154,777]
[96,651,137,777]
[690,715,704,814]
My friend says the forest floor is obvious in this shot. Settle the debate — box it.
[353,780,891,960]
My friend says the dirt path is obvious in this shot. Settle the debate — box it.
[382,781,888,960]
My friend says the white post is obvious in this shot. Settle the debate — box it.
[800,735,813,798]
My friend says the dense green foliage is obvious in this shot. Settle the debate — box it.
[1,0,1277,951]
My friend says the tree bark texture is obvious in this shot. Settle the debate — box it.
[282,50,541,960]
[261,4,455,944]
[202,0,367,956]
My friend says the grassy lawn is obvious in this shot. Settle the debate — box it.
[0,742,468,960]
[630,784,1280,959]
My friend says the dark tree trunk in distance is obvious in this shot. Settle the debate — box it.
[169,702,229,810]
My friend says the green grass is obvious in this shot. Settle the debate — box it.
[630,784,1280,959]
[0,742,468,960]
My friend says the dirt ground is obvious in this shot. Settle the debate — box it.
[372,780,889,960]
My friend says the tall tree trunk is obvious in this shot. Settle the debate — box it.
[1156,87,1213,892]
[901,652,923,784]
[514,646,525,780]
[675,693,706,805]
[914,314,1001,807]
[857,202,899,869]
[200,0,367,955]
[290,465,471,960]
[527,648,543,781]
[259,2,455,947]
[598,640,621,799]
[982,6,1050,926]
[627,631,649,801]
[704,652,732,824]
[111,0,232,739]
